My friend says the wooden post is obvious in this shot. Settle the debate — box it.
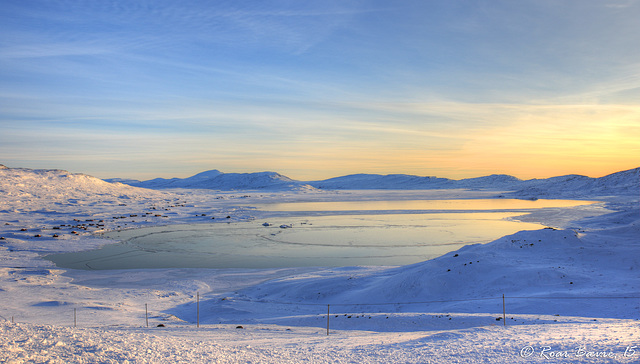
[145,303,149,327]
[74,308,77,328]
[502,294,506,327]
[327,304,330,336]
[197,292,200,328]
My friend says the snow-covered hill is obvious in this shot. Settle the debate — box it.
[0,166,166,208]
[508,167,640,199]
[308,173,454,190]
[224,224,639,320]
[309,168,639,197]
[0,165,257,250]
[112,167,639,197]
[309,173,526,190]
[107,170,316,191]
[456,174,523,189]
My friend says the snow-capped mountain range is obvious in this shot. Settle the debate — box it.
[1,163,637,197]
[107,169,308,191]
[309,173,523,190]
[102,166,639,198]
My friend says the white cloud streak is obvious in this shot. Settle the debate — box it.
[1,0,640,179]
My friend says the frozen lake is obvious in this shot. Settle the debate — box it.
[249,198,590,212]
[46,198,593,270]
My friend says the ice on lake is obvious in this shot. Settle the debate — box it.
[46,198,593,270]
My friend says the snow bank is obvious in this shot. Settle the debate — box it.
[213,227,638,321]
[2,319,639,363]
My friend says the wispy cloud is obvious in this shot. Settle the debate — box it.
[1,0,376,57]
[1,0,639,179]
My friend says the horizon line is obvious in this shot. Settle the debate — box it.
[2,163,637,183]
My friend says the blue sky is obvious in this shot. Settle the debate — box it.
[1,0,639,180]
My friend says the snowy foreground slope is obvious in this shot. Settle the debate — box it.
[0,165,639,363]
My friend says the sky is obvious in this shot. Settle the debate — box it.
[1,0,639,181]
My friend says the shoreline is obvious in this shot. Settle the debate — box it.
[1,184,638,362]
[41,194,604,271]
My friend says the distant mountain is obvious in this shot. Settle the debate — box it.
[308,169,639,198]
[455,174,523,189]
[308,173,526,190]
[101,166,638,196]
[308,174,454,190]
[507,167,640,199]
[6,164,635,203]
[124,169,226,189]
[107,170,315,191]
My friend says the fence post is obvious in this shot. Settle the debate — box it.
[327,304,330,336]
[145,303,149,327]
[197,292,200,328]
[74,308,77,328]
[502,294,506,326]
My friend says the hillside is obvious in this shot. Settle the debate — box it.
[309,169,639,197]
[309,173,454,190]
[0,166,166,209]
[507,167,640,199]
[220,224,639,320]
[107,170,315,191]
[106,167,640,197]
[5,164,637,197]
[309,173,526,190]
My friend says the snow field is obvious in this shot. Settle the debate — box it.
[1,319,638,363]
[0,165,638,363]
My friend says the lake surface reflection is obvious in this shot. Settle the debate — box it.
[47,212,545,270]
[250,198,593,212]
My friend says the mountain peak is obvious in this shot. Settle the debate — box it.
[116,169,312,191]
[187,169,223,180]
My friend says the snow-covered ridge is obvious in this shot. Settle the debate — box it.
[0,166,168,213]
[0,166,156,197]
[507,167,640,199]
[105,167,639,196]
[308,173,454,190]
[309,169,639,197]
[308,173,526,190]
[106,170,316,191]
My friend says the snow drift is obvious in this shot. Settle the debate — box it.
[218,225,639,320]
